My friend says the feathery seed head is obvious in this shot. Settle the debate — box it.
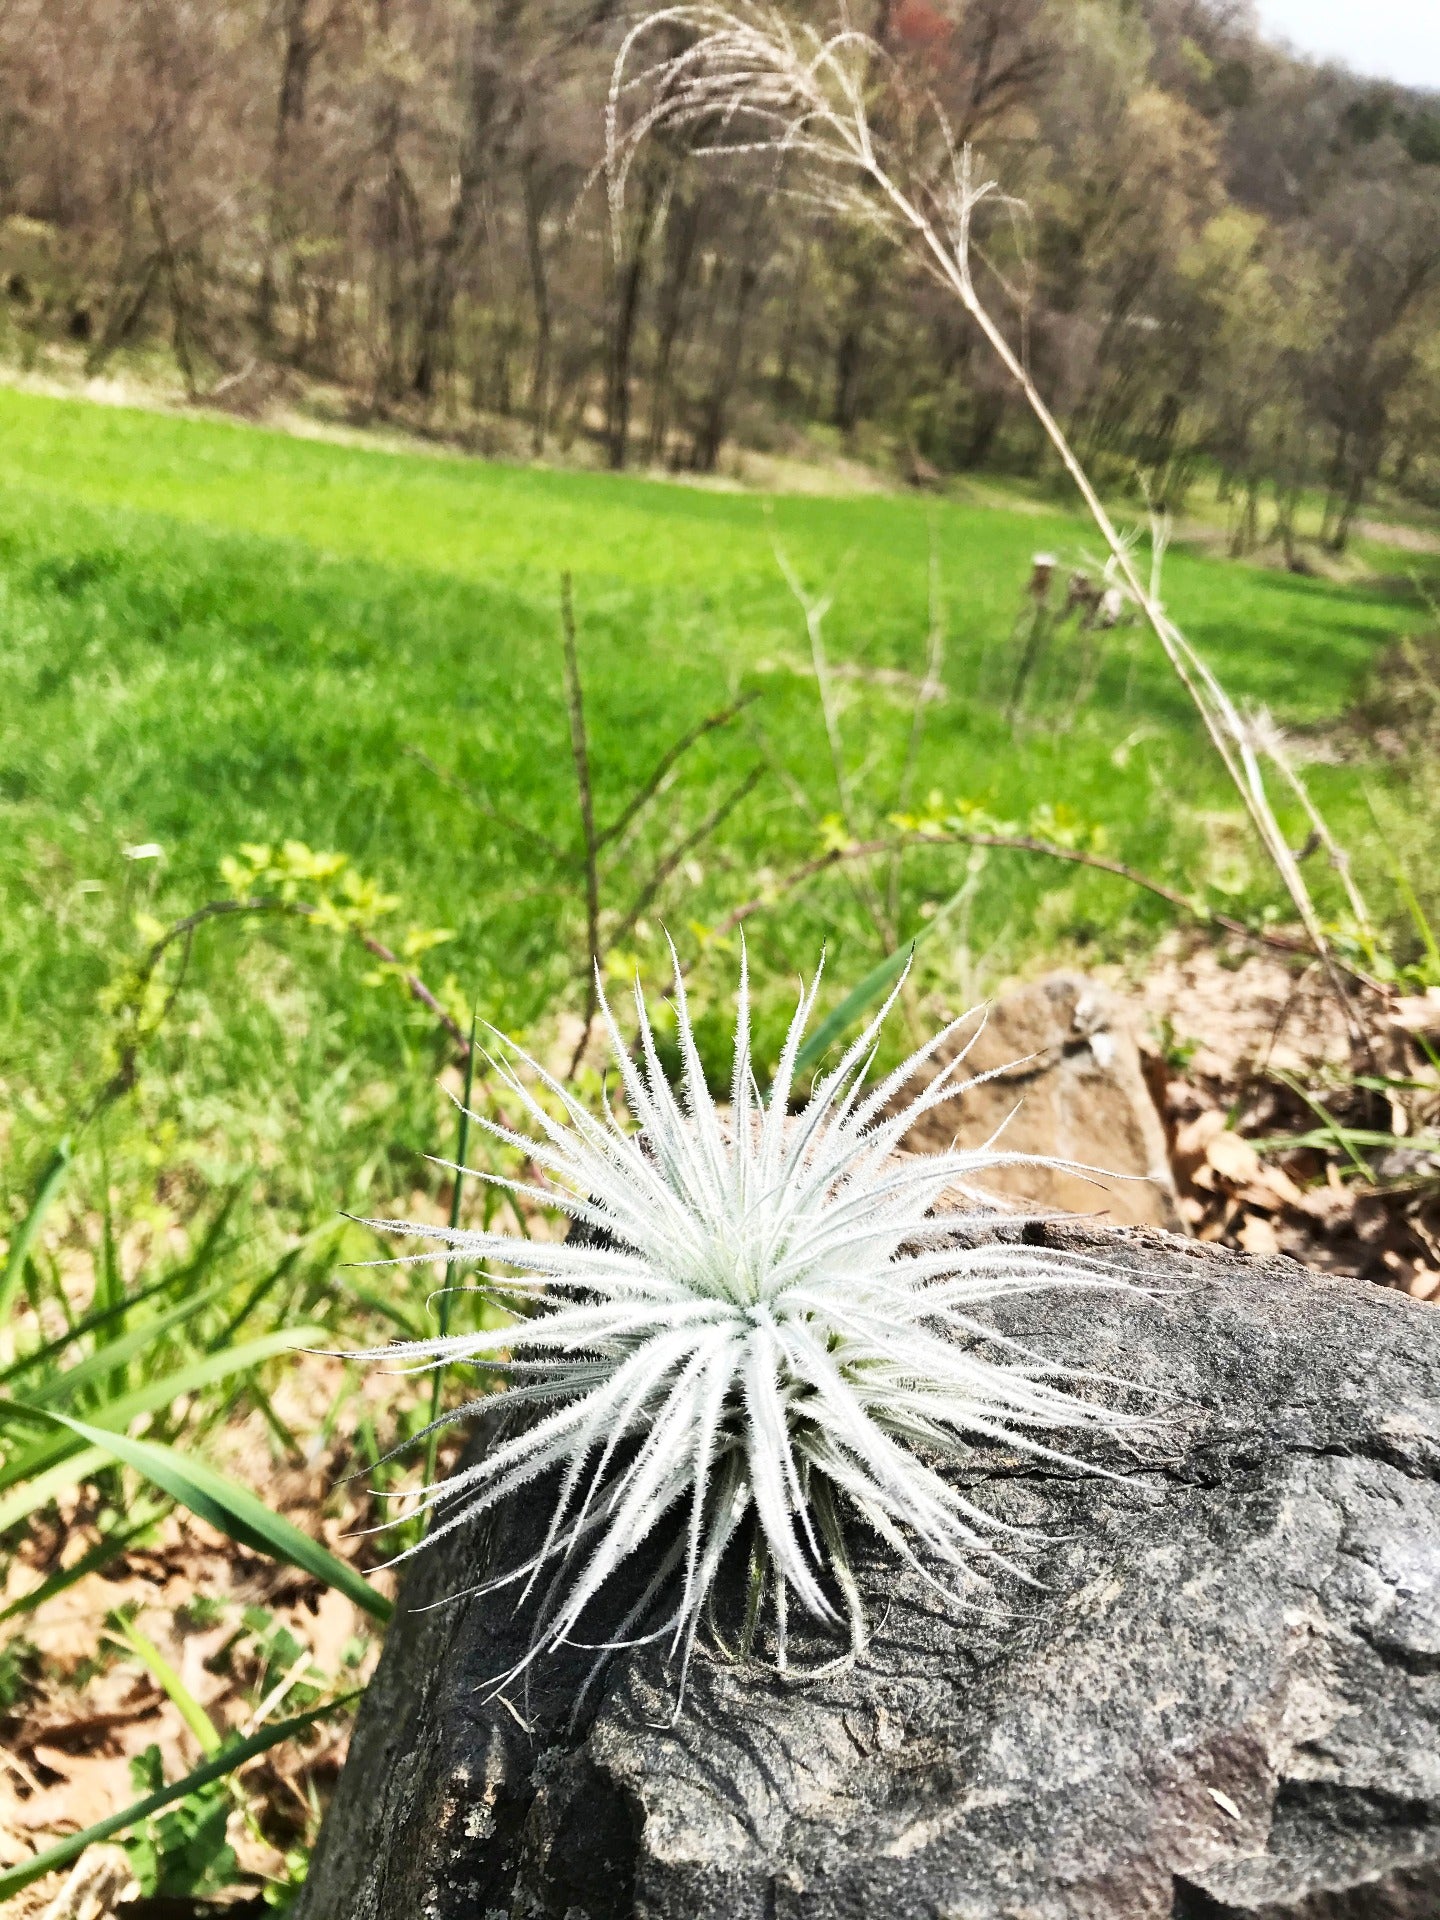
[354,949,1145,1699]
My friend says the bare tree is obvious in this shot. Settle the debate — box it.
[0,0,1434,510]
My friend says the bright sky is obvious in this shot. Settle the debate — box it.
[1252,0,1440,91]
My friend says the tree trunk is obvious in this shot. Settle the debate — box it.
[645,190,702,465]
[145,176,198,397]
[774,241,810,403]
[1328,451,1370,554]
[604,165,660,470]
[256,0,317,347]
[411,10,513,403]
[832,270,874,439]
[522,160,554,454]
[692,225,762,473]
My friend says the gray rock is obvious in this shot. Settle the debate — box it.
[296,1223,1440,1919]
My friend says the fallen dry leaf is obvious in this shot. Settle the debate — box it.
[1390,989,1440,1041]
[1237,1214,1282,1257]
[1240,1163,1306,1212]
[1173,1110,1226,1180]
[36,1842,137,1920]
[6,1753,136,1835]
[20,1576,159,1676]
[302,1587,359,1678]
[1196,1129,1263,1192]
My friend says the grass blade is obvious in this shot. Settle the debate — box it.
[329,1274,429,1338]
[108,1612,222,1755]
[0,1509,161,1624]
[0,1328,323,1496]
[426,1006,478,1490]
[0,1265,195,1391]
[1271,1069,1375,1180]
[0,1693,358,1899]
[35,1410,392,1622]
[0,1192,243,1390]
[1253,1128,1440,1156]
[0,1140,71,1329]
[793,944,913,1077]
[214,1244,305,1347]
[24,1275,235,1410]
[0,1445,111,1534]
[791,865,987,1077]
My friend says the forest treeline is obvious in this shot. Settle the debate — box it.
[3,0,1438,546]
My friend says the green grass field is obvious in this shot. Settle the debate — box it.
[1,384,1434,1223]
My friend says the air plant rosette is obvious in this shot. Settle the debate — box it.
[350,952,1150,1704]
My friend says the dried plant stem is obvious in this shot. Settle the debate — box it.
[408,694,760,869]
[554,573,766,1073]
[773,535,896,946]
[606,9,1378,1035]
[773,540,851,827]
[876,150,1355,1021]
[889,529,946,927]
[425,1005,478,1497]
[561,572,604,1075]
[709,829,1388,994]
[1248,711,1378,952]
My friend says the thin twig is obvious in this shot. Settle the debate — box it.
[596,691,759,852]
[611,764,765,948]
[346,922,472,1052]
[87,897,474,1125]
[707,829,1392,994]
[561,573,604,1075]
[408,693,759,872]
[403,746,571,863]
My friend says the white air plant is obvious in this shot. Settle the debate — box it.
[353,952,1146,1702]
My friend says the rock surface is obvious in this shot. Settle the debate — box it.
[893,972,1183,1231]
[296,1223,1440,1920]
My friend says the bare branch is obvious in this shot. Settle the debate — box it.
[610,762,764,948]
[707,828,1392,996]
[403,745,572,865]
[596,690,759,852]
[561,573,604,1075]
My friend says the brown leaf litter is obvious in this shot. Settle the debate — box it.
[1139,936,1440,1301]
[0,1353,465,1917]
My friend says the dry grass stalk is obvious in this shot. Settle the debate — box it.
[606,5,1371,1031]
